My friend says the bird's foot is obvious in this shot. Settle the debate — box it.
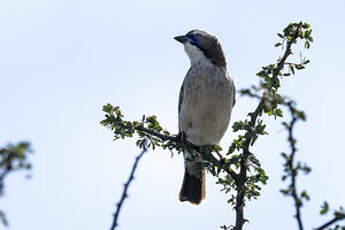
[177,131,187,153]
[213,148,225,176]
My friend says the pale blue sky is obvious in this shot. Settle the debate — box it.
[1,0,345,229]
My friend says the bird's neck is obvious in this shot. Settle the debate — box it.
[184,43,214,68]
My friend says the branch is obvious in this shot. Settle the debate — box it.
[135,125,238,180]
[315,216,345,230]
[233,99,265,230]
[100,106,235,179]
[110,144,148,230]
[135,126,176,142]
[285,102,304,230]
[0,211,8,227]
[233,22,303,230]
[0,168,11,196]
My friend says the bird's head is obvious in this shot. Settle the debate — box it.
[174,30,227,68]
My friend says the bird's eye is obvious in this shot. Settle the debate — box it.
[186,34,199,47]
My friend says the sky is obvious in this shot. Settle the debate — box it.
[1,0,345,229]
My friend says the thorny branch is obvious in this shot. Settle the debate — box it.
[233,22,303,230]
[110,143,148,230]
[282,101,305,230]
[280,100,345,230]
[233,97,264,230]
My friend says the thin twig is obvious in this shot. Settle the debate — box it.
[0,154,16,195]
[284,101,344,230]
[136,126,177,142]
[315,215,345,230]
[315,218,340,230]
[110,144,148,230]
[0,169,12,195]
[285,102,304,230]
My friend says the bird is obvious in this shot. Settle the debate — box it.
[175,30,235,205]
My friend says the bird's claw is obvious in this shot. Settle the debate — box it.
[177,131,187,153]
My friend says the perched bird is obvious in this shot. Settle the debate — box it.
[175,30,235,205]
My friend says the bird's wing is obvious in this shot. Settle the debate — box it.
[178,84,184,115]
[178,68,192,132]
[230,77,236,108]
[178,80,185,133]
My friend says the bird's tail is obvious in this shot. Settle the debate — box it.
[179,162,206,205]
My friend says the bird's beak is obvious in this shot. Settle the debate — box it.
[174,35,188,44]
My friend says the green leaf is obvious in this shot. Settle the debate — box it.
[303,22,310,29]
[275,108,283,117]
[320,201,329,215]
[295,64,305,70]
[213,145,223,152]
[303,59,310,64]
[305,41,310,49]
[301,190,310,201]
[277,33,284,38]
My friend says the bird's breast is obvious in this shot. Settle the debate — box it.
[179,65,234,145]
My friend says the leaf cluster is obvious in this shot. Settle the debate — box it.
[101,104,178,152]
[0,142,32,195]
[0,142,32,227]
